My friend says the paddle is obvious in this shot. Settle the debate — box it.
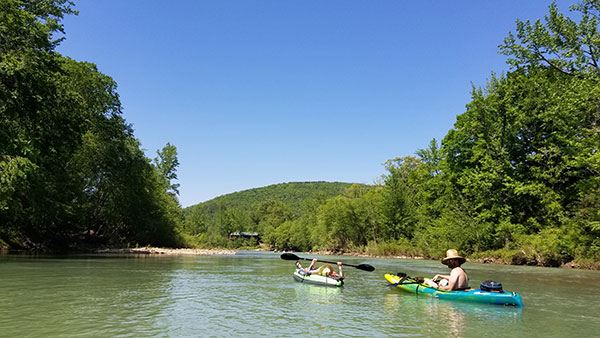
[280,253,375,272]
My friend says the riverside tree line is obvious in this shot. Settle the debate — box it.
[1,1,599,266]
[0,0,183,249]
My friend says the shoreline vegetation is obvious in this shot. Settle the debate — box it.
[1,243,597,269]
[304,250,600,270]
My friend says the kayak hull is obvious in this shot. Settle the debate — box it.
[294,269,343,287]
[384,274,523,307]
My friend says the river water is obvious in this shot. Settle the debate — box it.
[1,251,599,337]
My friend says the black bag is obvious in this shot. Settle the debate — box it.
[480,280,503,292]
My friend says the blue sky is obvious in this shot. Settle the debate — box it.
[57,0,576,207]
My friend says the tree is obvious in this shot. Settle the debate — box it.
[315,196,360,251]
[253,200,293,246]
[441,67,600,258]
[379,156,422,240]
[0,0,183,249]
[496,0,600,260]
[154,142,180,196]
[499,0,600,80]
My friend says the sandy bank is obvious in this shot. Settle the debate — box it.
[98,247,236,255]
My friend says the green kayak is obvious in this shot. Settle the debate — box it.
[385,273,523,306]
[293,269,343,287]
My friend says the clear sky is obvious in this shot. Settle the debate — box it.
[56,0,576,207]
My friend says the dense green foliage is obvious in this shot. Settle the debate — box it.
[0,0,183,249]
[183,1,600,267]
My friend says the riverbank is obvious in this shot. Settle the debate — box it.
[97,247,236,255]
[295,249,600,270]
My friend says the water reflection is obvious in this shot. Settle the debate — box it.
[293,283,342,304]
[383,290,523,336]
[413,299,464,336]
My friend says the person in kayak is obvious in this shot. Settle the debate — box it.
[296,259,344,279]
[424,249,469,291]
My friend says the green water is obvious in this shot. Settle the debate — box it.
[1,251,599,337]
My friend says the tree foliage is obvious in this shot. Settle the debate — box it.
[0,0,183,249]
[499,0,600,80]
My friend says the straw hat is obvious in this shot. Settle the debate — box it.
[441,249,466,265]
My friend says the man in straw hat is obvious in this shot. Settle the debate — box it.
[424,249,469,291]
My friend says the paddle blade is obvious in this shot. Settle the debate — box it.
[356,263,375,272]
[280,253,300,261]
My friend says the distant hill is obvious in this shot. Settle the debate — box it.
[184,181,359,215]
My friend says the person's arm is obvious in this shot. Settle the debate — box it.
[306,259,317,273]
[433,274,450,281]
[437,270,459,291]
[337,262,343,279]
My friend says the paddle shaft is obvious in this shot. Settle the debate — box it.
[280,253,375,271]
[296,256,357,268]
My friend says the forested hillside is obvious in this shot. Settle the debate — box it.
[182,182,363,248]
[193,182,355,215]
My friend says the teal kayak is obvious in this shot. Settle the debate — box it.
[384,273,523,306]
[293,269,343,287]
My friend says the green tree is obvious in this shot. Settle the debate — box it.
[380,156,422,240]
[253,200,293,246]
[498,0,600,261]
[153,142,180,196]
[1,0,183,249]
[314,196,359,251]
[441,68,599,259]
[499,0,600,80]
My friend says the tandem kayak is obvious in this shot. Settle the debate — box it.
[293,269,344,287]
[384,273,523,307]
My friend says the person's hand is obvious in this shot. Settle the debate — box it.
[337,262,342,267]
[312,259,318,264]
[433,274,440,282]
[425,279,438,288]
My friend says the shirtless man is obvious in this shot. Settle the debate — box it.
[425,249,469,291]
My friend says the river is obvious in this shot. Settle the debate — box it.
[1,251,598,337]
